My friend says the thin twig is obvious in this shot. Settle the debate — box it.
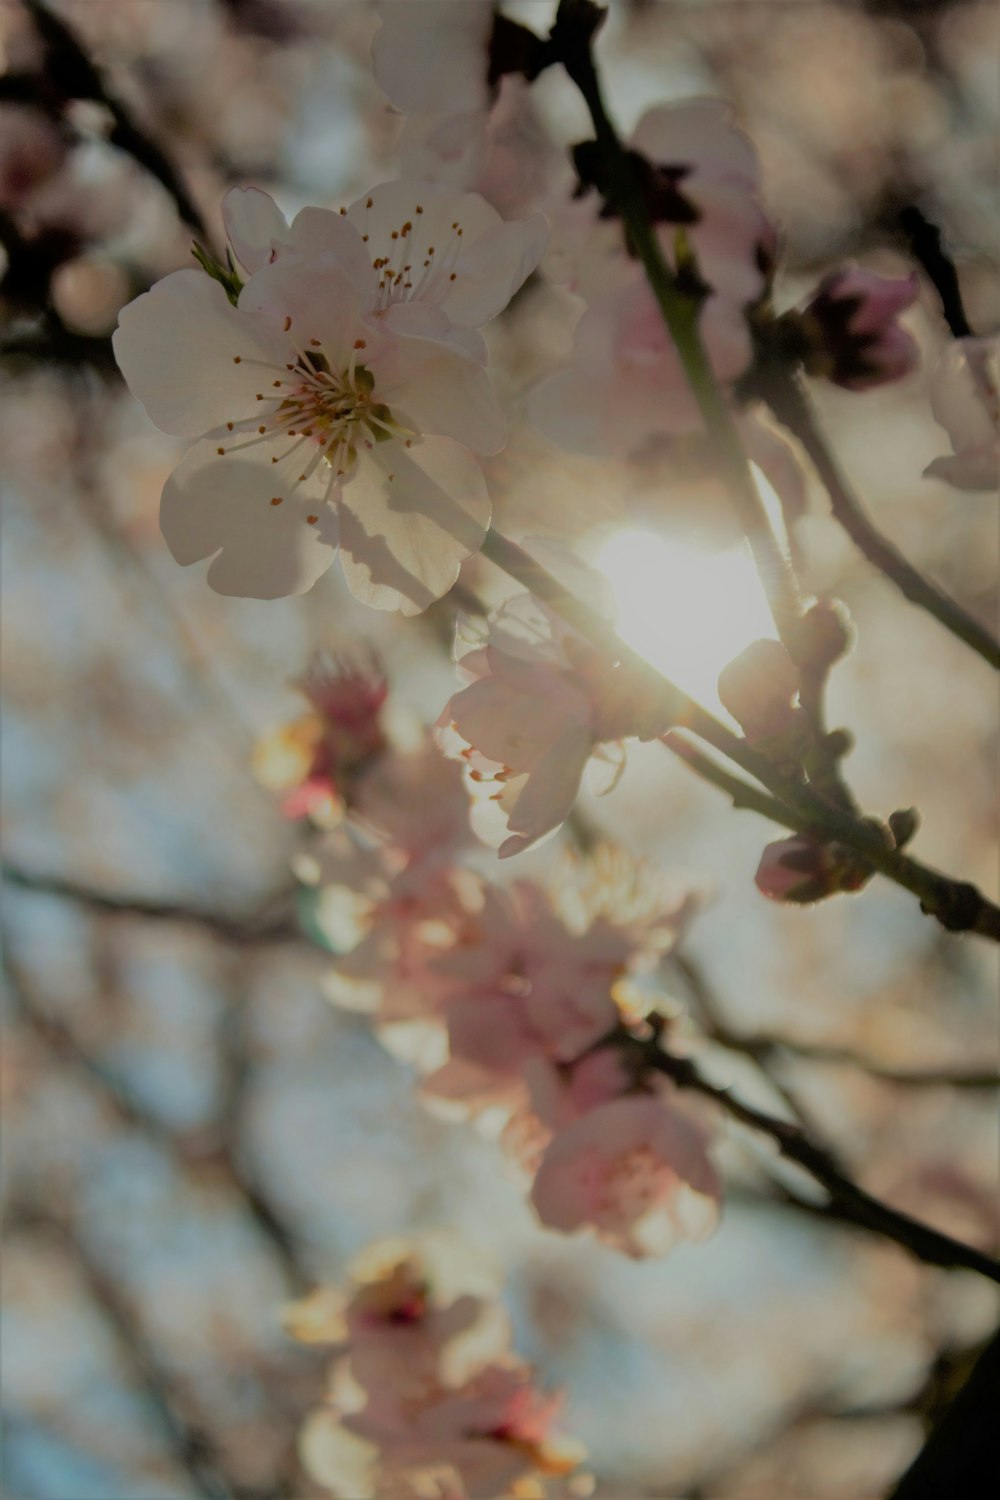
[764,372,1000,670]
[480,529,1000,940]
[549,0,802,645]
[646,1045,1000,1283]
[3,863,300,946]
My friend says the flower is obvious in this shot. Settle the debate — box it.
[924,335,999,492]
[755,834,873,904]
[291,1232,586,1500]
[252,649,388,822]
[801,266,919,391]
[221,179,548,331]
[553,98,775,309]
[438,584,642,857]
[371,2,554,217]
[530,1092,722,1258]
[528,274,752,459]
[114,248,501,609]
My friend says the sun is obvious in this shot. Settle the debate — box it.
[594,527,777,712]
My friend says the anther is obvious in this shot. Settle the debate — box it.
[283,315,292,331]
[307,515,318,524]
[226,422,234,431]
[233,356,242,363]
[271,497,283,506]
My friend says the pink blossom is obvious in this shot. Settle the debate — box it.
[399,75,559,220]
[439,586,645,857]
[802,266,919,391]
[717,638,800,741]
[755,835,873,904]
[551,98,774,310]
[530,1092,722,1258]
[924,335,999,492]
[528,274,752,458]
[253,650,388,822]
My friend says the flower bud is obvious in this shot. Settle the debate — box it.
[795,599,853,674]
[755,835,872,904]
[718,639,800,741]
[801,267,919,391]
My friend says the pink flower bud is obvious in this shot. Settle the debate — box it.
[803,267,919,391]
[718,639,800,740]
[755,835,871,904]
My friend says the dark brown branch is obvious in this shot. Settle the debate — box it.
[765,372,1000,670]
[23,0,209,239]
[648,1046,1000,1283]
[2,863,300,946]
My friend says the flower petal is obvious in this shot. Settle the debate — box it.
[369,319,505,452]
[337,436,490,614]
[113,270,291,437]
[160,440,338,599]
[222,186,289,274]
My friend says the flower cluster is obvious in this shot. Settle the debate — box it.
[258,658,721,1259]
[114,179,546,608]
[289,1234,587,1500]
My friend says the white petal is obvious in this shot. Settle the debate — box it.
[221,186,289,274]
[237,257,368,368]
[369,320,504,453]
[440,213,549,326]
[286,206,375,290]
[499,726,593,855]
[113,270,290,437]
[337,436,490,614]
[160,440,338,599]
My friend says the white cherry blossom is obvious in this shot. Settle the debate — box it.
[221,179,548,331]
[114,252,502,609]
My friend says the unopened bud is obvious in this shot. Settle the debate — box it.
[755,835,873,905]
[800,267,920,391]
[795,599,853,673]
[888,807,920,849]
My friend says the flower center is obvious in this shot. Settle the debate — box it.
[216,333,409,511]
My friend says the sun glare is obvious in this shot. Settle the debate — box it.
[595,528,777,711]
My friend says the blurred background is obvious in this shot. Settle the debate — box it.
[2,2,998,1497]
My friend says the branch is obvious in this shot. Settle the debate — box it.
[2,863,300,946]
[23,0,209,239]
[648,1046,1000,1283]
[480,529,1000,941]
[764,372,1000,670]
[5,1204,236,1500]
[897,203,973,340]
[549,0,802,646]
[3,945,314,1292]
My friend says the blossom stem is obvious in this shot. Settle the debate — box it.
[646,1048,1000,1282]
[550,1,802,645]
[480,528,1000,940]
[765,372,1000,670]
